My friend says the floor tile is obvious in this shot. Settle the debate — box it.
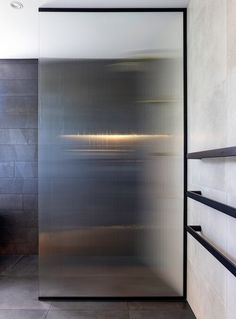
[49,301,128,311]
[0,276,50,310]
[128,301,180,311]
[0,255,196,319]
[0,255,22,274]
[1,255,38,277]
[0,310,48,319]
[45,310,129,319]
[129,307,196,319]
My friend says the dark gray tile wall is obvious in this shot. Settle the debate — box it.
[0,60,38,255]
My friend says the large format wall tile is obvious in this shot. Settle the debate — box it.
[15,162,38,178]
[0,112,37,129]
[188,0,236,318]
[0,162,14,178]
[0,178,37,194]
[0,194,23,210]
[0,60,38,255]
[187,258,227,319]
[0,63,37,80]
[0,80,37,96]
[0,96,37,113]
[0,129,37,144]
[0,145,37,161]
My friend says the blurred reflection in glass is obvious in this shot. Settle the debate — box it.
[39,11,184,297]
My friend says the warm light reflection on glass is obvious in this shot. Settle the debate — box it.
[60,134,170,143]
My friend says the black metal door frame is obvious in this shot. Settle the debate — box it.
[38,7,188,301]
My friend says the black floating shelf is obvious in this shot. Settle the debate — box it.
[187,146,236,159]
[187,225,236,277]
[187,191,236,219]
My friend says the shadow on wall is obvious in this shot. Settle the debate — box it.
[0,211,38,255]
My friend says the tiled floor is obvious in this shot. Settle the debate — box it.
[0,256,196,319]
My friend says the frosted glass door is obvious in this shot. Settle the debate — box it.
[39,10,184,297]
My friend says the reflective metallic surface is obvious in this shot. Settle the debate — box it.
[39,12,184,297]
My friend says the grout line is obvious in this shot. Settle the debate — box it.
[42,308,51,319]
[1,255,24,274]
[0,95,38,97]
[0,78,38,81]
[9,255,24,268]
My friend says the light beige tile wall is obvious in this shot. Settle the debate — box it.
[187,0,236,318]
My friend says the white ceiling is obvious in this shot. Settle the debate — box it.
[0,0,189,58]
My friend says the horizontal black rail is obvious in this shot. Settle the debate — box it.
[187,191,236,219]
[187,146,236,159]
[39,8,186,12]
[187,225,236,277]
